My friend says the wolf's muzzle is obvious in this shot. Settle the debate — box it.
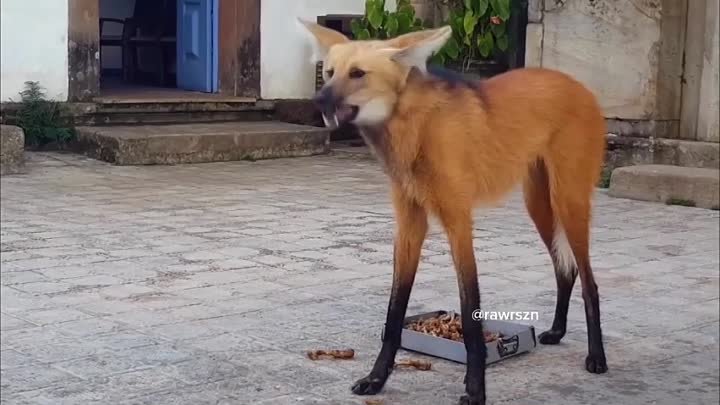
[312,86,339,120]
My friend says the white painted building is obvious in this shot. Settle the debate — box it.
[0,0,70,102]
[0,0,376,102]
[0,0,716,143]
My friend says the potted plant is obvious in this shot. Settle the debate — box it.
[350,0,426,40]
[429,0,515,78]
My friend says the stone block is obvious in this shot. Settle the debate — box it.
[0,124,25,175]
[609,164,720,209]
[604,135,720,170]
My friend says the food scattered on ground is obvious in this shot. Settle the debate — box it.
[364,400,384,405]
[395,359,432,371]
[306,349,355,360]
[406,313,503,343]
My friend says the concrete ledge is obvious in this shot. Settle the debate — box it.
[608,164,720,209]
[75,121,330,165]
[605,135,720,170]
[1,125,25,175]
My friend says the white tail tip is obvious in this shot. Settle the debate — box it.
[552,221,578,278]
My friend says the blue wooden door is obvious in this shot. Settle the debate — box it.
[177,0,217,92]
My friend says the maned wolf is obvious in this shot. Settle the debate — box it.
[299,20,608,405]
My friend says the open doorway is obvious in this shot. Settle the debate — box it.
[98,0,218,101]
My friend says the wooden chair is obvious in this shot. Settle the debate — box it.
[99,0,177,86]
[99,17,129,82]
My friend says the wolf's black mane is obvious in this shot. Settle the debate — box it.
[426,65,480,88]
[425,64,488,105]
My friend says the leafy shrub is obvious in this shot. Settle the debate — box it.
[431,0,514,67]
[351,0,426,40]
[16,81,74,148]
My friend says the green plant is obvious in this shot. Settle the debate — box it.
[15,81,74,147]
[351,0,426,40]
[666,198,697,207]
[430,0,514,68]
[597,165,612,188]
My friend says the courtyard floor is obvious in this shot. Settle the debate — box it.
[1,151,718,405]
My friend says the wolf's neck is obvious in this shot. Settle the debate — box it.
[358,124,393,171]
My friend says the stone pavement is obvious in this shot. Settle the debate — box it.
[1,151,718,405]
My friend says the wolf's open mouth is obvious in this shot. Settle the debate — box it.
[336,105,359,124]
[324,105,359,128]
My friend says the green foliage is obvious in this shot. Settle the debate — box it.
[597,165,612,188]
[350,0,425,40]
[665,198,697,208]
[430,0,514,68]
[15,81,74,147]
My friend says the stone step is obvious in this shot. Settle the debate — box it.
[80,100,275,126]
[74,121,330,165]
[608,164,720,209]
[0,100,277,127]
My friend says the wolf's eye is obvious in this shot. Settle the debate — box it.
[349,68,366,79]
[325,69,334,79]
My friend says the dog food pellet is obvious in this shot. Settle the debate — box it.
[306,349,355,360]
[406,313,502,343]
[395,359,432,371]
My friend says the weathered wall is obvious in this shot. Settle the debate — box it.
[0,0,69,101]
[526,0,686,127]
[260,0,396,99]
[695,0,719,142]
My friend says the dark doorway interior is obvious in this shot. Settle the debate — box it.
[99,0,177,92]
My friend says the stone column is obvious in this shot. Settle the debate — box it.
[696,0,719,142]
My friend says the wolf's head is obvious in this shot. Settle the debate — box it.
[298,20,452,129]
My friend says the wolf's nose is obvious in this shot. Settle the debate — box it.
[312,87,336,112]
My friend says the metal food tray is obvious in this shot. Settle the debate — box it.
[389,310,537,365]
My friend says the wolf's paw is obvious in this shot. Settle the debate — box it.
[458,394,486,405]
[351,374,387,395]
[538,329,565,345]
[585,353,608,374]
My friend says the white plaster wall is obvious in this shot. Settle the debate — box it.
[0,0,69,101]
[261,0,395,99]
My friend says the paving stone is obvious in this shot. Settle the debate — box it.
[0,152,718,405]
[14,308,94,326]
[0,350,34,370]
[0,364,81,394]
[0,314,37,331]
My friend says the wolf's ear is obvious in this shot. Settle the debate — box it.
[297,19,349,62]
[382,26,452,72]
[385,26,450,49]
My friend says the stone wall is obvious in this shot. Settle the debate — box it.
[687,0,719,142]
[526,0,719,142]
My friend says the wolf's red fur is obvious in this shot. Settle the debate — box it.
[300,21,608,405]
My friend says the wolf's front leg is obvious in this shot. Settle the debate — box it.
[440,208,487,405]
[352,191,427,395]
